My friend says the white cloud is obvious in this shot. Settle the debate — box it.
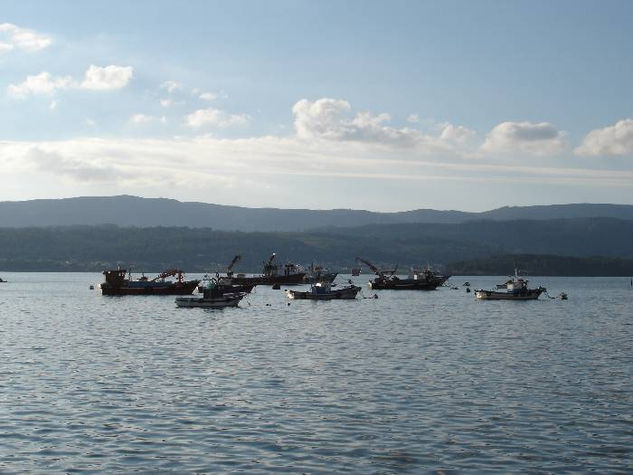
[199,92,218,101]
[8,72,73,98]
[161,81,182,93]
[291,98,475,152]
[293,98,422,145]
[0,23,52,53]
[574,119,633,157]
[49,100,58,110]
[185,108,250,128]
[129,114,167,125]
[2,136,632,201]
[438,123,477,145]
[160,98,174,107]
[407,114,420,123]
[480,121,568,156]
[80,65,133,90]
[8,65,133,98]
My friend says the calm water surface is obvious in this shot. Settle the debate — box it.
[1,273,632,472]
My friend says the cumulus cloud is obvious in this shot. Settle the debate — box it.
[438,123,477,145]
[293,98,423,146]
[574,119,633,157]
[185,108,250,128]
[480,121,568,156]
[291,98,477,153]
[8,72,73,98]
[8,65,133,98]
[0,23,52,53]
[407,114,420,123]
[80,65,133,90]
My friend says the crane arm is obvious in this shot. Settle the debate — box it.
[151,269,183,281]
[227,255,241,273]
[356,257,381,276]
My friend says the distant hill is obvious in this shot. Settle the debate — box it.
[1,196,633,231]
[1,217,632,273]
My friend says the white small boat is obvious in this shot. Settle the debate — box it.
[175,292,246,308]
[475,269,545,301]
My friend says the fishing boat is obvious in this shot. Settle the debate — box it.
[196,256,256,293]
[100,268,199,296]
[176,278,248,308]
[230,253,306,286]
[357,257,449,290]
[286,281,361,300]
[475,270,545,300]
[303,264,338,284]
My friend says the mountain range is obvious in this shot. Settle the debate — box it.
[1,195,633,231]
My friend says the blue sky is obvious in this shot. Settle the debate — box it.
[1,0,632,211]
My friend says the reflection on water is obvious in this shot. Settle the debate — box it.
[0,273,632,471]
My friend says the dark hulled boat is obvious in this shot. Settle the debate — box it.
[303,264,338,284]
[286,281,361,300]
[357,257,449,291]
[100,269,199,296]
[230,253,306,286]
[369,268,450,290]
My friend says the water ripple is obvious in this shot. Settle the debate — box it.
[0,274,632,472]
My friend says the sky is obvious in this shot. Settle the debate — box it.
[1,0,632,212]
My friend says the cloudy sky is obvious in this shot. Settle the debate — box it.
[1,0,632,211]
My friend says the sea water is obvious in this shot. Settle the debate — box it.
[1,273,632,472]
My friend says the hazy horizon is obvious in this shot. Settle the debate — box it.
[2,193,633,214]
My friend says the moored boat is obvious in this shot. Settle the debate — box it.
[475,270,545,300]
[230,253,306,286]
[357,257,449,290]
[286,281,361,300]
[100,269,199,295]
[177,277,248,308]
[303,264,338,284]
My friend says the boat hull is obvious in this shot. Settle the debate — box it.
[175,294,245,308]
[370,276,449,290]
[197,282,255,294]
[287,286,361,300]
[231,273,306,286]
[101,280,200,296]
[475,288,544,300]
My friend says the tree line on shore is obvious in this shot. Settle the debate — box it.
[1,220,632,276]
